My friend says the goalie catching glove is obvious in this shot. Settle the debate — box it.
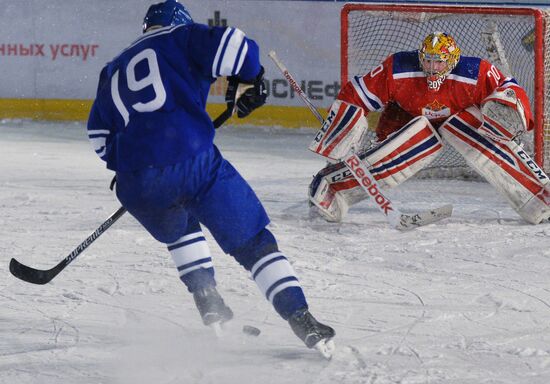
[480,87,528,143]
[225,66,267,118]
[308,100,369,161]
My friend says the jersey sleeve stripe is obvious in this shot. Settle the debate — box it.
[213,28,234,77]
[94,145,106,159]
[352,76,382,111]
[212,28,247,78]
[88,129,110,136]
[500,77,519,88]
[231,39,248,76]
[88,129,109,160]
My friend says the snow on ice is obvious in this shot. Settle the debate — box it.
[1,120,550,383]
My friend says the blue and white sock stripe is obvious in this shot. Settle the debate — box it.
[168,232,213,277]
[167,232,206,251]
[265,277,300,303]
[352,76,383,112]
[176,257,213,276]
[88,129,109,158]
[212,27,248,78]
[251,252,301,303]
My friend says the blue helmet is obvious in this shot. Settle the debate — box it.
[142,0,193,33]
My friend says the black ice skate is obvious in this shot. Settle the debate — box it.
[288,308,336,359]
[193,286,233,332]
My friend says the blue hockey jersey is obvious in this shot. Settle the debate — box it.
[87,23,261,172]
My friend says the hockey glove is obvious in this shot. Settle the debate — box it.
[480,88,528,143]
[225,67,267,118]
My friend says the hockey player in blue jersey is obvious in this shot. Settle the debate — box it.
[87,0,334,357]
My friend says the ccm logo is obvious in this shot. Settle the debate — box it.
[518,150,548,181]
[314,110,336,143]
[345,155,393,215]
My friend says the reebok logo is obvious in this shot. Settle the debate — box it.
[345,154,393,215]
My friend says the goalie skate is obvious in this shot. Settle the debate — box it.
[288,308,336,359]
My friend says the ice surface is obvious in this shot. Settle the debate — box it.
[1,120,550,384]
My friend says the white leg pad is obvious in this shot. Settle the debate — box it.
[364,116,443,188]
[308,116,443,221]
[440,108,550,224]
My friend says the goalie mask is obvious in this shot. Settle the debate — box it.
[419,32,461,92]
[143,0,193,33]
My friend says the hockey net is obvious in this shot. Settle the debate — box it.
[341,4,550,178]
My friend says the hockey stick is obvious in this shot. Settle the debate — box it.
[9,109,234,285]
[212,81,255,128]
[9,206,127,285]
[268,50,452,230]
[213,107,233,128]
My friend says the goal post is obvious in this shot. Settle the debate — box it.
[341,3,550,175]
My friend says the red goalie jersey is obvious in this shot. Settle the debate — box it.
[337,51,534,141]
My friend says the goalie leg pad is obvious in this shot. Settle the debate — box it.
[365,116,443,188]
[440,109,550,224]
[308,116,443,220]
[308,100,368,160]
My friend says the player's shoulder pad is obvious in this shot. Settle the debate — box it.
[451,55,481,80]
[190,22,231,41]
[392,50,423,74]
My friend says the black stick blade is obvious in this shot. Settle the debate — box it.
[9,258,58,285]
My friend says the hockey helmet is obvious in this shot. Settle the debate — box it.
[419,32,461,91]
[143,0,193,33]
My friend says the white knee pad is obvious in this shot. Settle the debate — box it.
[365,116,443,188]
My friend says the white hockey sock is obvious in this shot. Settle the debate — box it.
[250,252,302,303]
[168,231,214,280]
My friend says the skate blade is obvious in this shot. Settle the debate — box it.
[314,338,335,360]
[210,321,223,338]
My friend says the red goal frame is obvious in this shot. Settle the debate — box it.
[341,3,546,168]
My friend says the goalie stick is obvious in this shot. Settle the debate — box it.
[268,50,452,230]
[9,110,233,285]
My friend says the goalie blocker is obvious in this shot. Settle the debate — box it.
[310,116,443,222]
[308,100,369,161]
